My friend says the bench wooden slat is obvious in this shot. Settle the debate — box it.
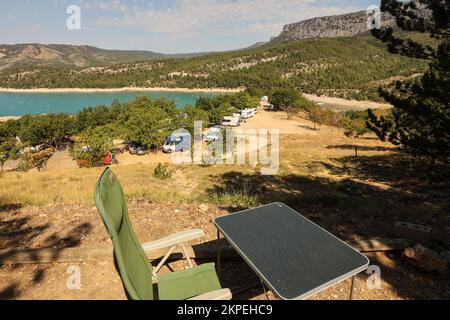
[0,238,411,266]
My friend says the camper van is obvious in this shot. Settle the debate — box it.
[241,108,257,119]
[163,132,191,153]
[221,116,239,127]
[204,126,221,142]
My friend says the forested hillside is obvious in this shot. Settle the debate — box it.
[0,44,207,71]
[0,35,428,101]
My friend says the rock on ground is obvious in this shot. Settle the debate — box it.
[403,244,448,275]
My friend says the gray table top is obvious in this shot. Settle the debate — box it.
[215,202,369,300]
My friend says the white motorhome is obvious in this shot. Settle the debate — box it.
[222,116,239,127]
[241,109,253,119]
[241,108,257,119]
[204,126,222,142]
[163,132,191,153]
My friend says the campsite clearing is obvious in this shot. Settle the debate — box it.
[1,109,449,300]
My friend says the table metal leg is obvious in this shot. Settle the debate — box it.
[261,279,271,300]
[349,275,356,300]
[217,229,222,277]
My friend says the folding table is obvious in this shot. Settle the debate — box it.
[215,203,369,300]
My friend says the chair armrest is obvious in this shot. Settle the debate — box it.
[142,229,205,252]
[189,289,232,300]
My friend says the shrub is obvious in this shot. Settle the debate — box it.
[70,125,113,168]
[153,163,173,179]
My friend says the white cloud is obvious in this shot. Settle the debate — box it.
[78,0,129,13]
[94,0,361,37]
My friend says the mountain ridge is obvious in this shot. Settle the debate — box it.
[0,43,208,71]
[272,10,396,41]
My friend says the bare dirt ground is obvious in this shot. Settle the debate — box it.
[0,116,21,123]
[46,150,77,170]
[239,108,320,135]
[304,94,392,112]
[1,109,449,300]
[1,202,449,300]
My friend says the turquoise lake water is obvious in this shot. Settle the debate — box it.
[0,91,220,116]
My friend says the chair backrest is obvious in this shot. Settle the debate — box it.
[94,167,154,300]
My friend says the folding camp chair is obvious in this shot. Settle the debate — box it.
[94,167,232,300]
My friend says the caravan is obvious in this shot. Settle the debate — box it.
[221,116,240,127]
[163,132,191,153]
[204,126,222,142]
[241,108,257,119]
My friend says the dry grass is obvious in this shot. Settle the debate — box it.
[1,114,450,300]
[0,125,397,207]
[0,113,446,221]
[0,165,187,206]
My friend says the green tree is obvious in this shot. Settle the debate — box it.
[177,104,210,135]
[0,138,18,171]
[18,114,77,149]
[368,0,450,166]
[343,118,370,138]
[70,125,113,168]
[229,92,260,110]
[342,111,371,138]
[270,88,315,119]
[195,95,239,125]
[76,99,123,132]
[124,97,176,148]
[0,120,20,141]
[308,106,327,130]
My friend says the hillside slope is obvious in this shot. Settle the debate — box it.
[0,36,427,100]
[0,44,206,71]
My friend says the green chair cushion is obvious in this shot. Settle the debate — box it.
[158,263,221,300]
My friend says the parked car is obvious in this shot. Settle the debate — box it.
[128,145,138,155]
[163,132,191,153]
[128,143,145,155]
[136,147,147,156]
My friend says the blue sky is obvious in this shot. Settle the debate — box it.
[0,0,378,53]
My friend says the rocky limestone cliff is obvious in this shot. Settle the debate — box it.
[273,11,396,41]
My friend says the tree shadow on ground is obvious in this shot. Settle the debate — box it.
[319,154,450,209]
[367,251,450,300]
[326,144,397,152]
[206,171,425,238]
[297,124,316,131]
[0,203,93,299]
[204,160,450,299]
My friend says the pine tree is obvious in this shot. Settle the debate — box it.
[367,0,450,166]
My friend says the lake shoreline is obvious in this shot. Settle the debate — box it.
[0,115,22,122]
[0,87,244,94]
[0,89,230,119]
